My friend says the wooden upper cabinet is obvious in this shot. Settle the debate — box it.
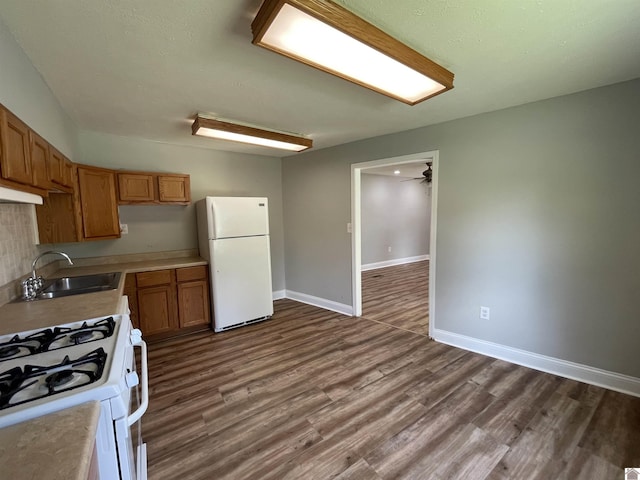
[61,158,74,188]
[29,130,52,190]
[76,164,121,240]
[35,192,80,243]
[118,173,155,202]
[48,146,74,191]
[0,107,32,185]
[158,174,190,204]
[117,171,191,205]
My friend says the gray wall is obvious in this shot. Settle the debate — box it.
[361,173,430,265]
[0,17,77,289]
[48,131,286,291]
[282,78,640,378]
[0,17,76,159]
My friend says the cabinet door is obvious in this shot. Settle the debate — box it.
[0,107,32,185]
[138,285,178,336]
[29,130,52,190]
[177,280,210,328]
[49,147,65,186]
[158,174,190,204]
[77,165,120,240]
[35,192,80,243]
[118,173,156,203]
[61,158,74,188]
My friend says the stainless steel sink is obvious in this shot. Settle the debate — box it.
[36,272,122,299]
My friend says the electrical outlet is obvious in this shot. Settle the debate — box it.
[387,246,392,252]
[347,223,352,233]
[120,224,128,235]
[480,306,490,320]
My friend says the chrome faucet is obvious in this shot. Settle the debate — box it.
[22,251,74,300]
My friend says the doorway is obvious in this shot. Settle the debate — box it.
[351,151,439,337]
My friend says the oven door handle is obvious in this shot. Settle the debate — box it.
[127,338,149,427]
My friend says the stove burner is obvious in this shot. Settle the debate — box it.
[0,348,108,409]
[0,317,115,362]
[45,370,75,389]
[69,330,93,344]
[0,345,20,359]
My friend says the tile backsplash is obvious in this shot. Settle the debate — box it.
[0,203,40,287]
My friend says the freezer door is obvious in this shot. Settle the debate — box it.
[209,196,269,239]
[211,236,274,330]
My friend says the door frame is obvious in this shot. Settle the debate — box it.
[350,150,439,337]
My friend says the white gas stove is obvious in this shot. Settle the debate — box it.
[0,299,148,480]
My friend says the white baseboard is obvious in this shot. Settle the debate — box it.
[272,290,286,300]
[432,328,640,398]
[285,290,353,316]
[362,254,429,272]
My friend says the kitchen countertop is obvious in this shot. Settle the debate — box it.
[0,255,207,335]
[0,401,100,480]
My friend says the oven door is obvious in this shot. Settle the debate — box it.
[115,330,149,480]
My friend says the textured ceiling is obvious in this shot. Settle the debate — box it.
[0,0,639,157]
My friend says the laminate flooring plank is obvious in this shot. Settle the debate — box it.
[332,458,383,480]
[204,387,332,460]
[144,298,640,480]
[487,392,596,479]
[254,435,363,480]
[219,347,347,404]
[429,424,509,480]
[202,378,324,435]
[364,381,496,479]
[362,260,429,336]
[308,361,432,447]
[577,389,640,466]
[471,368,561,445]
[406,351,495,408]
[188,420,322,480]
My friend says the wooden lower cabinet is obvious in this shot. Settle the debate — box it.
[175,266,210,328]
[128,266,210,340]
[138,285,179,336]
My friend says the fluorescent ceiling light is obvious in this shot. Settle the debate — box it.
[252,0,454,105]
[192,116,312,152]
[393,170,400,175]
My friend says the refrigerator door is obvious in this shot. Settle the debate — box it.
[210,235,274,331]
[209,197,269,239]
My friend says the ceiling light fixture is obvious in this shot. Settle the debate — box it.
[251,0,454,105]
[192,115,312,152]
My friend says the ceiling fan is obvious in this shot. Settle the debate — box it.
[402,162,432,184]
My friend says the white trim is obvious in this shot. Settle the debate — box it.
[362,254,429,271]
[285,290,353,316]
[351,150,439,333]
[0,186,43,205]
[272,290,286,300]
[432,328,640,398]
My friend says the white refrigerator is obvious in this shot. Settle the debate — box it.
[196,196,274,332]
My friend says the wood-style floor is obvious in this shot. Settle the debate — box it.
[362,260,429,336]
[143,299,640,479]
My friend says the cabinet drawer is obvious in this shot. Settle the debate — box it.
[136,269,174,288]
[176,265,207,283]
